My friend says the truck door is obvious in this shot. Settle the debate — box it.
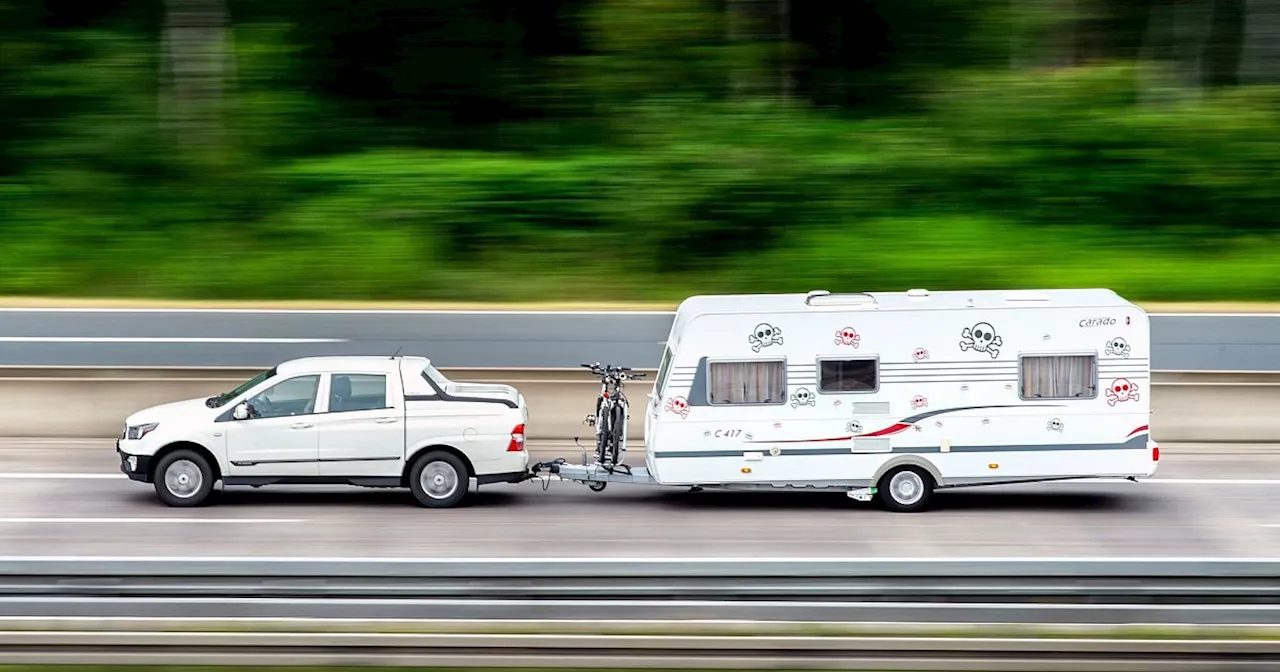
[316,371,405,477]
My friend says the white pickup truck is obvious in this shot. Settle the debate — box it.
[115,355,530,508]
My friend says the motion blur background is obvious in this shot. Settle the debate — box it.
[2,0,1278,303]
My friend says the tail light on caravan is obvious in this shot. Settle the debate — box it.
[507,424,526,452]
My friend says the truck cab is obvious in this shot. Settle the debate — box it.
[115,355,529,508]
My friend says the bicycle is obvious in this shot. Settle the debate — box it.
[580,362,645,484]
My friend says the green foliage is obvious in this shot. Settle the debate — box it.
[0,0,1277,302]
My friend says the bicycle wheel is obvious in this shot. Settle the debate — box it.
[595,402,612,465]
[607,402,626,465]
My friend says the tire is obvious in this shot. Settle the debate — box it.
[607,403,626,464]
[153,449,216,507]
[877,465,934,513]
[408,450,470,508]
[595,404,612,465]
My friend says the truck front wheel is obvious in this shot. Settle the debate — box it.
[408,451,470,508]
[153,449,215,507]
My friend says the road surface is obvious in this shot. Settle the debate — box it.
[0,309,1276,370]
[1,440,1278,558]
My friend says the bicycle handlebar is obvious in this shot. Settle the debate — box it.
[580,362,645,380]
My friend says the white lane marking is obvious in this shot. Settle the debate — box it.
[4,473,1278,485]
[0,337,345,344]
[0,473,120,479]
[0,517,304,524]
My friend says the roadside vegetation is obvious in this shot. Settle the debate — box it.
[2,1,1277,303]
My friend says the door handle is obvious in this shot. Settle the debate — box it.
[374,417,399,424]
[290,422,313,430]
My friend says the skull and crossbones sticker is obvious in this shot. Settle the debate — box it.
[748,323,783,352]
[1105,379,1139,406]
[664,396,690,418]
[845,420,864,435]
[912,348,930,362]
[1047,418,1065,433]
[910,395,928,410]
[960,322,1002,358]
[1105,337,1131,358]
[834,327,861,348]
[790,387,816,408]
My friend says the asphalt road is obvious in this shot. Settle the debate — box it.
[0,308,1276,371]
[3,440,1280,558]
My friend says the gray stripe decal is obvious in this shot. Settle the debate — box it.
[652,434,1148,459]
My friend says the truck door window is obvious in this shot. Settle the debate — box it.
[245,375,320,419]
[329,374,388,412]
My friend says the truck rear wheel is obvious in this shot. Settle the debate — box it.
[153,449,215,508]
[408,451,470,508]
[877,465,934,513]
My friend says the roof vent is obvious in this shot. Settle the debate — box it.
[906,288,930,298]
[1003,290,1051,303]
[806,291,878,308]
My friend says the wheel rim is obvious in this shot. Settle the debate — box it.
[421,461,460,500]
[164,459,203,499]
[889,470,925,506]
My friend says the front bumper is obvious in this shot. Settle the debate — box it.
[116,442,152,483]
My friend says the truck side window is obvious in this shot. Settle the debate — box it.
[1019,354,1098,399]
[818,358,878,393]
[245,375,321,418]
[708,360,786,405]
[330,374,388,412]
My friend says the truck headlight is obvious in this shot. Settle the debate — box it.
[126,423,159,440]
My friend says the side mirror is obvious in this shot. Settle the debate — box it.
[232,403,250,420]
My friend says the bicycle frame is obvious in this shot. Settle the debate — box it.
[581,363,642,470]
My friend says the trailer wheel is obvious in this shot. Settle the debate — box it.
[877,465,933,513]
[587,481,607,492]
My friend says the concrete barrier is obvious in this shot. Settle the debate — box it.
[0,367,1277,442]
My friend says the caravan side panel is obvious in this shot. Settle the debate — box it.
[644,303,1156,488]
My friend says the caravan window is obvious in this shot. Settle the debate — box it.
[708,360,786,405]
[818,358,879,393]
[1019,354,1098,399]
[655,346,674,399]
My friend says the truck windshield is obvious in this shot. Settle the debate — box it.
[206,367,277,408]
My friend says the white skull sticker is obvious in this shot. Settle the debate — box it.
[1105,337,1131,358]
[1047,418,1064,432]
[834,327,861,347]
[846,420,864,435]
[748,323,784,353]
[912,348,930,362]
[1105,378,1139,406]
[789,387,816,408]
[910,395,928,410]
[664,396,690,418]
[960,322,1003,359]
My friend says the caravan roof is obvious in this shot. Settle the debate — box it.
[666,288,1137,347]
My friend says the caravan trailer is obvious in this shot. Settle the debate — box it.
[532,288,1159,512]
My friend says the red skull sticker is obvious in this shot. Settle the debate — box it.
[834,327,861,348]
[1105,378,1139,406]
[664,396,690,418]
[910,395,928,410]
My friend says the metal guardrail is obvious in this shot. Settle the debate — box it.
[2,630,1277,670]
[2,558,1279,669]
[3,556,1280,593]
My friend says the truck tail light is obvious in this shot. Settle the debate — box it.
[1152,445,1159,462]
[507,423,526,452]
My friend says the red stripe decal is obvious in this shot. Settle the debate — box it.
[1126,425,1150,438]
[863,423,912,437]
